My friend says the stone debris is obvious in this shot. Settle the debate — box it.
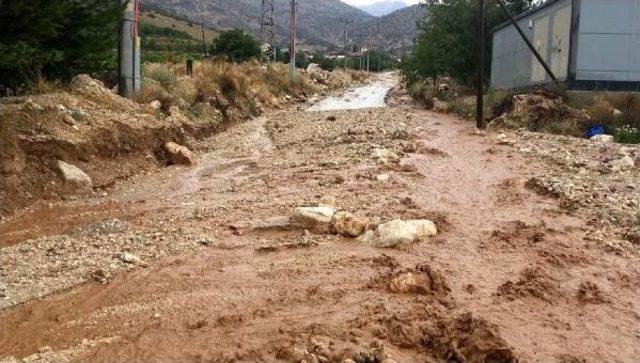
[372,148,400,164]
[590,134,614,143]
[291,206,337,232]
[56,160,93,192]
[496,133,517,146]
[376,173,391,182]
[120,252,142,265]
[149,100,162,110]
[609,155,635,173]
[330,211,369,238]
[358,219,438,248]
[164,142,197,166]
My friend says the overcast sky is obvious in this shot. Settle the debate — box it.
[343,0,423,6]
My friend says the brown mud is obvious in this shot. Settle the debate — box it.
[1,75,639,362]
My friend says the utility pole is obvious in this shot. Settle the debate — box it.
[118,0,140,98]
[339,18,353,70]
[290,0,298,80]
[200,0,208,58]
[261,0,276,62]
[476,0,485,129]
[365,48,370,72]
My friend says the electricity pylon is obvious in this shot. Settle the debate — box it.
[260,0,276,62]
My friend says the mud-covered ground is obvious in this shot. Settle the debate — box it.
[1,75,639,362]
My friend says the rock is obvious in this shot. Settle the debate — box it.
[306,63,322,73]
[376,173,390,182]
[149,100,162,110]
[372,148,399,164]
[432,98,451,113]
[496,133,516,146]
[610,155,635,173]
[56,160,92,192]
[613,108,623,116]
[367,219,438,248]
[590,134,614,143]
[22,98,44,112]
[331,211,368,238]
[164,142,196,166]
[61,112,76,126]
[291,206,336,231]
[120,252,141,264]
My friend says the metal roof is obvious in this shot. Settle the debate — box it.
[492,0,569,33]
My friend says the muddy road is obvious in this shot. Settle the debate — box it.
[1,74,639,362]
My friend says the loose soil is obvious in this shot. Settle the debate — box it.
[1,74,639,362]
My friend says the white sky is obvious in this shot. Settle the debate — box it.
[343,0,423,6]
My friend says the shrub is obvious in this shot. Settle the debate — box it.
[586,97,614,124]
[614,125,640,144]
[143,63,176,90]
[210,29,261,62]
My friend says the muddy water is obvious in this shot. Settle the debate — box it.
[307,73,397,111]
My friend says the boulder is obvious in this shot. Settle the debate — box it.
[56,160,92,192]
[364,219,438,248]
[331,211,368,238]
[164,142,196,166]
[291,206,336,231]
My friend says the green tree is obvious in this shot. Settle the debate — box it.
[210,29,261,62]
[0,0,122,90]
[401,0,532,86]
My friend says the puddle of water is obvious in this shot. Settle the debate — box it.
[307,78,396,112]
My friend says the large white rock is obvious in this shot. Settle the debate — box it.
[365,219,438,248]
[56,160,92,192]
[291,206,336,231]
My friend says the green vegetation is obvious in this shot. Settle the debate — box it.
[0,0,122,92]
[140,22,206,63]
[401,0,532,86]
[210,29,261,63]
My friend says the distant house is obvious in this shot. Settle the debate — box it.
[491,0,640,91]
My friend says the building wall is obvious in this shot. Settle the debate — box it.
[575,0,640,82]
[491,0,573,89]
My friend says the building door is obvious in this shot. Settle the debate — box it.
[550,5,572,79]
[531,15,549,83]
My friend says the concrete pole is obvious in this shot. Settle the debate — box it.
[118,0,141,98]
[476,0,485,129]
[290,0,298,80]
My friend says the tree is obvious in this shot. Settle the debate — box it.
[210,29,261,62]
[0,0,122,90]
[401,0,532,86]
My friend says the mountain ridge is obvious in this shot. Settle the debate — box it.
[358,1,407,17]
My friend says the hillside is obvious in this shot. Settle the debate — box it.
[351,4,428,53]
[359,1,407,16]
[140,0,374,48]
